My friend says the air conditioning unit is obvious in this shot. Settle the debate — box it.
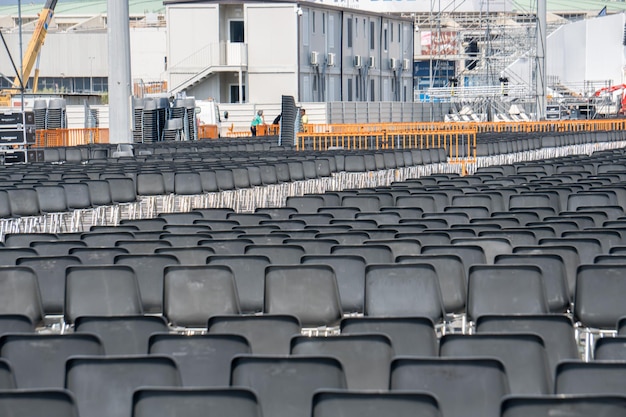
[327,52,335,67]
[389,58,398,70]
[368,56,375,68]
[402,58,411,71]
[354,55,362,68]
[310,51,319,66]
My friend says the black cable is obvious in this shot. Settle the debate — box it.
[0,29,23,90]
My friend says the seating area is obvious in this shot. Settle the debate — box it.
[0,130,625,416]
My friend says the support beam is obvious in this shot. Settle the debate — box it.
[536,0,547,120]
[107,0,132,143]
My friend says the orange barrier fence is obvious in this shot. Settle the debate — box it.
[198,124,219,140]
[34,129,109,148]
[223,123,279,138]
[305,118,626,135]
[296,129,477,164]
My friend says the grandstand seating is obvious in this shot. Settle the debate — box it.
[0,131,624,415]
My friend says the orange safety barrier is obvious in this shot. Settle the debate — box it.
[198,124,219,140]
[34,128,109,148]
[296,128,477,164]
[304,118,626,135]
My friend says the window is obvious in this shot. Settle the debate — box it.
[370,21,375,50]
[347,18,353,47]
[312,11,316,33]
[230,20,244,43]
[398,23,401,43]
[390,23,393,43]
[356,75,360,99]
[329,15,335,48]
[384,27,388,51]
[347,78,353,101]
[370,79,375,101]
[355,18,358,37]
[323,13,326,34]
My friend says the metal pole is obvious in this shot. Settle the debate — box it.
[536,0,547,120]
[107,0,133,143]
[18,0,23,112]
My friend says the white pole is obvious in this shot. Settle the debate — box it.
[107,0,133,143]
[536,0,547,120]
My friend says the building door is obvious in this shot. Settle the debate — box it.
[230,84,246,103]
[230,20,245,43]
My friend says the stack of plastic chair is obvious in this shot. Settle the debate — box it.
[46,99,67,129]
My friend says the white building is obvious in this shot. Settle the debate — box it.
[164,0,415,104]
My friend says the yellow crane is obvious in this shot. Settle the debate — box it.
[0,0,58,107]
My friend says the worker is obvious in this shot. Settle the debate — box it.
[299,108,308,132]
[250,110,264,136]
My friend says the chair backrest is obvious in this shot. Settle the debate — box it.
[6,189,40,217]
[0,266,44,327]
[390,357,509,417]
[291,334,393,390]
[164,265,239,328]
[574,264,626,329]
[301,254,366,314]
[66,356,181,417]
[81,232,135,247]
[365,263,445,322]
[83,180,113,206]
[440,333,552,395]
[494,253,569,313]
[17,255,82,316]
[594,336,626,360]
[421,244,486,279]
[264,264,342,328]
[106,178,137,203]
[0,389,80,417]
[312,390,441,417]
[501,394,626,417]
[513,245,579,299]
[148,334,250,387]
[132,387,261,417]
[206,255,270,314]
[64,265,143,325]
[244,244,305,264]
[61,183,93,210]
[68,247,129,265]
[207,314,301,355]
[35,185,68,213]
[476,314,578,379]
[340,316,437,356]
[75,315,169,355]
[331,244,394,264]
[396,254,466,314]
[556,361,626,396]
[230,356,346,417]
[467,264,549,322]
[136,173,166,196]
[0,333,103,389]
[154,247,216,265]
[0,247,38,265]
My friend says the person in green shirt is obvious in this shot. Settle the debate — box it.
[250,110,264,136]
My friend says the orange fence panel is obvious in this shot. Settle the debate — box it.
[34,128,109,148]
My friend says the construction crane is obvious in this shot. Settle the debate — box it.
[594,84,626,118]
[0,0,58,107]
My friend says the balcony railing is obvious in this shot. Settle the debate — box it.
[169,42,248,73]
